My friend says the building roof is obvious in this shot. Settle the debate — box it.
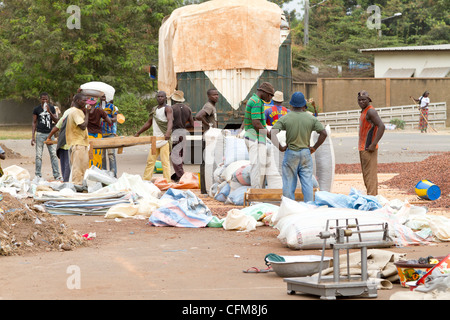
[360,44,450,53]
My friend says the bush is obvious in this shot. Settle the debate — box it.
[113,93,156,136]
[390,118,405,130]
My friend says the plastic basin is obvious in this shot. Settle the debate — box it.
[267,255,332,278]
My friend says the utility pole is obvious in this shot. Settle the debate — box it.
[304,0,309,45]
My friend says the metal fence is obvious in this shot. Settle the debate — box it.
[317,102,447,132]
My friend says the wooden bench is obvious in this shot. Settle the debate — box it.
[243,188,319,207]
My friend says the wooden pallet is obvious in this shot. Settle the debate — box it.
[243,188,319,207]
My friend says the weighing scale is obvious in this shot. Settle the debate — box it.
[284,218,390,300]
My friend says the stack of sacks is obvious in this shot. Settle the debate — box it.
[212,160,251,206]
[208,133,252,206]
[207,127,328,203]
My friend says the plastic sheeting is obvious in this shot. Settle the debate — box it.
[313,188,382,211]
[149,188,212,228]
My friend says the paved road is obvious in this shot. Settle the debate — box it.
[331,130,450,164]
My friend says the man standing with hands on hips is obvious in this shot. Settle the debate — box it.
[357,90,385,196]
[270,91,327,202]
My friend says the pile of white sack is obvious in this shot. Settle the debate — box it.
[203,125,335,205]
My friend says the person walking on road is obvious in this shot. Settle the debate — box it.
[411,91,430,133]
[135,91,173,182]
[270,91,327,202]
[357,90,385,196]
[31,92,62,181]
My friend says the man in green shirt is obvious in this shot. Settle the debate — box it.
[271,91,327,201]
[244,82,275,189]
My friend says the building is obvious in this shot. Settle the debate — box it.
[360,44,450,78]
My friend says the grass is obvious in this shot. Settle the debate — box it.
[0,126,32,140]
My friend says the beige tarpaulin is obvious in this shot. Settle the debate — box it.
[158,0,282,96]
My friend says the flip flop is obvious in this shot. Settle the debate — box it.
[242,266,274,273]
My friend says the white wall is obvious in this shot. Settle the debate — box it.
[374,51,450,78]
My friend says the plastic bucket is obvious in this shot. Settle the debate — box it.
[154,161,163,173]
[415,180,441,201]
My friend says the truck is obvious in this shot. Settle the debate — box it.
[158,0,292,130]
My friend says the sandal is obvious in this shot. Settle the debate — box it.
[242,266,274,273]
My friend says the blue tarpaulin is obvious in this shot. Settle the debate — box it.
[313,188,382,211]
[149,188,213,227]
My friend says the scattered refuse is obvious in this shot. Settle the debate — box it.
[0,193,86,256]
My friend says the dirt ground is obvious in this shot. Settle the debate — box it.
[0,134,449,302]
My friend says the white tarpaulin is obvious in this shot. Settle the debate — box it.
[158,0,283,97]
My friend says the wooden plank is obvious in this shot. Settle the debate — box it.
[89,136,164,149]
[88,136,164,160]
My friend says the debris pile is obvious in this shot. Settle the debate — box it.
[0,193,86,256]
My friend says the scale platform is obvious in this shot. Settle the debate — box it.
[284,275,378,300]
[282,218,390,300]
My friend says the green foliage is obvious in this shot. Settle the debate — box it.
[289,0,449,73]
[390,118,405,129]
[0,0,178,106]
[114,92,156,136]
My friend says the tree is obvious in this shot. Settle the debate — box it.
[0,0,179,107]
[288,0,448,76]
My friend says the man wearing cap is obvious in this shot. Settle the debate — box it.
[244,82,275,189]
[264,91,290,126]
[271,91,327,202]
[135,91,173,182]
[357,90,385,196]
[170,90,195,182]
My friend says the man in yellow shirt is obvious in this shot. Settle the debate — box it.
[66,93,90,186]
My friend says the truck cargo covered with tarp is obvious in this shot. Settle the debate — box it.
[158,0,292,128]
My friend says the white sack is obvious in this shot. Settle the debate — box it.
[311,125,335,192]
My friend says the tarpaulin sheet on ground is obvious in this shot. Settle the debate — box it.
[148,188,212,227]
[35,191,133,216]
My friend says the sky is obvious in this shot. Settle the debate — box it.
[282,0,306,18]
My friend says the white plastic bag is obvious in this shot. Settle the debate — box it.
[223,209,257,232]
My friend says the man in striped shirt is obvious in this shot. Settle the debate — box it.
[244,82,275,189]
